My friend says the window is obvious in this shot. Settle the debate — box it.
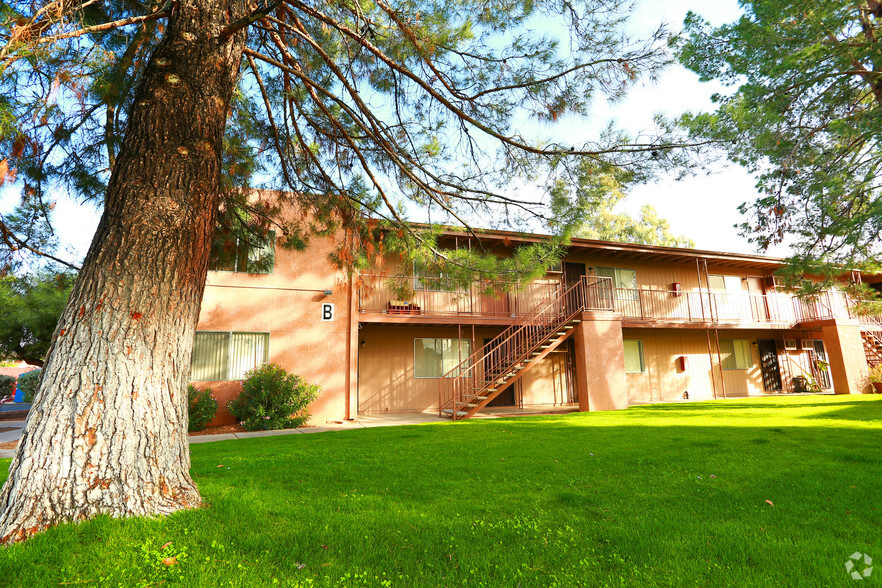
[623,339,645,374]
[413,260,463,292]
[596,267,638,301]
[708,274,742,292]
[414,338,471,378]
[209,229,275,274]
[708,274,725,291]
[720,339,752,370]
[190,332,269,380]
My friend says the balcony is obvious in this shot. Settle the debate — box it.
[605,287,855,327]
[357,274,566,324]
[357,274,865,328]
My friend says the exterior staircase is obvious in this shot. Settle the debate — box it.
[862,330,882,367]
[857,312,882,368]
[438,276,611,420]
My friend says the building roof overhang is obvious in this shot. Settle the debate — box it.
[432,226,787,271]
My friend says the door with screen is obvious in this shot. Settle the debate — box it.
[757,340,783,391]
[813,340,832,389]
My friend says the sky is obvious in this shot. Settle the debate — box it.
[2,0,781,269]
[600,0,780,256]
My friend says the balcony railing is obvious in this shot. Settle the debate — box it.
[358,273,868,327]
[357,275,561,319]
[604,287,855,324]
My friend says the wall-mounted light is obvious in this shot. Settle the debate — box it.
[360,340,366,348]
[323,289,333,296]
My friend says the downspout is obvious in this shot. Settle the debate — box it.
[696,258,706,321]
[705,328,718,400]
[714,328,727,399]
[345,272,354,420]
[703,259,714,322]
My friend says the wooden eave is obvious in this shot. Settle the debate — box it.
[432,227,787,272]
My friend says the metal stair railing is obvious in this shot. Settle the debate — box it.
[438,276,613,419]
[845,298,882,367]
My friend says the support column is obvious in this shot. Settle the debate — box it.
[346,274,360,419]
[573,311,628,411]
[821,321,872,395]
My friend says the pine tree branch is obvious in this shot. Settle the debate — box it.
[0,219,80,271]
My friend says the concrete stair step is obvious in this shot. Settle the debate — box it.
[441,409,469,418]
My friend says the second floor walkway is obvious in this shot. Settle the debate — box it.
[358,274,880,330]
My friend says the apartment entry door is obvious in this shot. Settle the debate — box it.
[563,262,590,309]
[484,338,517,407]
[813,340,832,389]
[757,340,783,391]
[563,262,586,289]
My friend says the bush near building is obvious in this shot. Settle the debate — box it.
[0,375,14,398]
[16,369,41,403]
[228,363,319,431]
[187,385,218,432]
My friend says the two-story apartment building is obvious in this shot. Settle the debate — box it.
[192,222,880,425]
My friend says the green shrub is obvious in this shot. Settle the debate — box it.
[228,363,320,431]
[188,385,218,432]
[0,375,14,398]
[17,369,41,403]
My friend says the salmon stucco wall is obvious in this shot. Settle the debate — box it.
[192,228,358,426]
[357,324,578,413]
[622,328,827,402]
[822,321,873,395]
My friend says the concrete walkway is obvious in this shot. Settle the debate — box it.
[0,413,450,457]
[0,407,581,457]
[0,420,25,458]
[188,412,448,444]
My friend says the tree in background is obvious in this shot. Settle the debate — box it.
[0,0,691,543]
[677,1,882,287]
[0,271,75,367]
[550,160,693,247]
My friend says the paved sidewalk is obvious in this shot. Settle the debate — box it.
[0,408,587,457]
[0,421,26,458]
[189,412,447,444]
[0,413,450,457]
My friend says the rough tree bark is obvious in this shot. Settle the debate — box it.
[0,0,252,544]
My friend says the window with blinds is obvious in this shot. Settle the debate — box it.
[414,338,471,378]
[208,230,276,274]
[412,259,463,292]
[720,339,752,370]
[190,332,269,381]
[623,339,645,374]
[596,266,638,301]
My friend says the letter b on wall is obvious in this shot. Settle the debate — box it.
[321,303,334,321]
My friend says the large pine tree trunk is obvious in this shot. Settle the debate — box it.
[0,0,251,544]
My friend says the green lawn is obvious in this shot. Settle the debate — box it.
[1,395,881,587]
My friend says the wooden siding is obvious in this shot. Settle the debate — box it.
[357,325,576,413]
[519,346,574,406]
[621,329,825,403]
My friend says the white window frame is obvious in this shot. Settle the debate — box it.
[596,267,638,301]
[190,331,270,381]
[208,230,276,275]
[413,337,471,379]
[623,339,645,374]
[720,339,752,370]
